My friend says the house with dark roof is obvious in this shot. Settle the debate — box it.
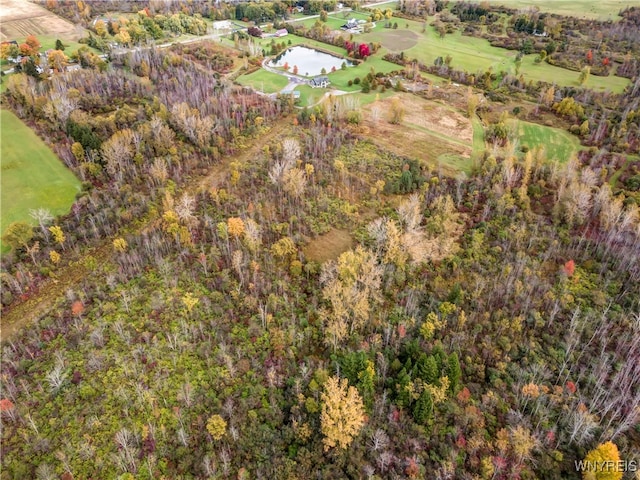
[310,76,329,88]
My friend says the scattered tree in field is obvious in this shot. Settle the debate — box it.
[55,39,65,51]
[388,97,405,124]
[582,441,623,480]
[579,66,590,85]
[25,35,41,54]
[320,376,365,451]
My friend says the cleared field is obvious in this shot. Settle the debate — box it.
[508,119,583,162]
[485,0,627,21]
[360,93,477,174]
[236,69,289,93]
[0,0,85,42]
[358,19,631,93]
[1,110,81,250]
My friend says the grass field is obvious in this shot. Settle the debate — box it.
[1,110,81,251]
[508,119,583,162]
[357,18,630,93]
[235,69,289,93]
[484,0,627,21]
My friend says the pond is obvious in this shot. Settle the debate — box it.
[269,46,354,77]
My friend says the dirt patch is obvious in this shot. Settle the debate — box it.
[0,0,84,42]
[377,30,420,51]
[303,229,353,263]
[360,94,473,170]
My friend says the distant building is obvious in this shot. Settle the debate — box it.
[341,18,358,30]
[275,28,288,37]
[213,20,233,30]
[310,76,329,88]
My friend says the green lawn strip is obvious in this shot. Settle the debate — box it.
[508,119,583,162]
[436,152,474,175]
[356,89,396,105]
[472,117,486,158]
[235,69,289,93]
[609,155,638,187]
[292,84,321,107]
[361,1,399,10]
[1,109,81,251]
[15,35,101,57]
[517,54,630,94]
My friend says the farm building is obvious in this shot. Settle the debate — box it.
[275,29,288,37]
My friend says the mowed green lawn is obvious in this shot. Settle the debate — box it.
[509,119,583,162]
[236,68,289,93]
[484,0,628,21]
[357,20,631,93]
[1,109,81,250]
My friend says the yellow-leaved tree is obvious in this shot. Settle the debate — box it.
[320,376,365,451]
[206,414,227,441]
[582,441,623,480]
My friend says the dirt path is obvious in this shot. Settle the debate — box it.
[0,118,292,342]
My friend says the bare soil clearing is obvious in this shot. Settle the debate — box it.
[0,0,84,42]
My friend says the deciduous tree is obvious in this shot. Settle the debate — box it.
[320,376,365,451]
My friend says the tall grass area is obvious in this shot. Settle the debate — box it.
[1,110,81,251]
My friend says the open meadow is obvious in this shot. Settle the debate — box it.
[484,0,628,21]
[358,20,631,93]
[1,110,81,251]
[360,93,479,175]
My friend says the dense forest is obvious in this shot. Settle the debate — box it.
[2,2,640,479]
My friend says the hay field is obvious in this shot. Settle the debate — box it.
[0,0,84,42]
